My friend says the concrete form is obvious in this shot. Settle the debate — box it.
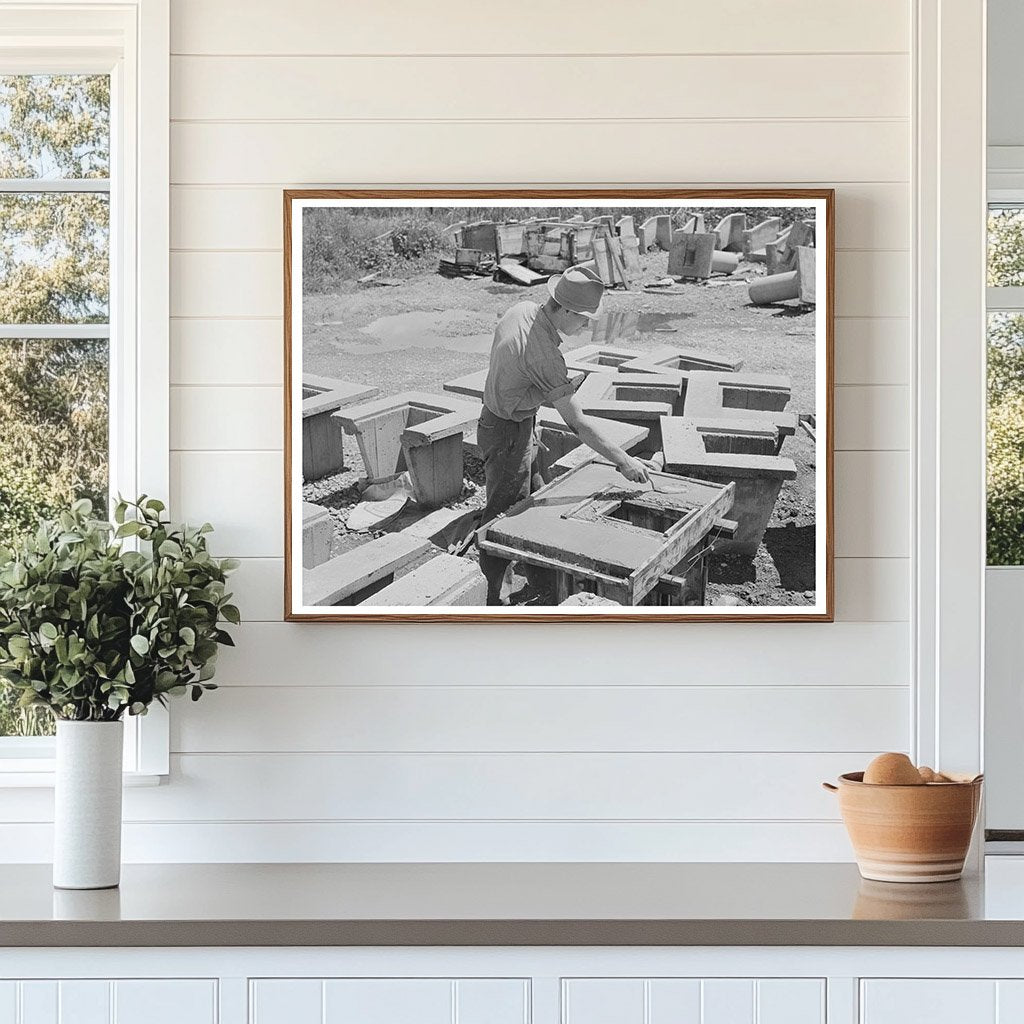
[667,231,716,278]
[748,246,815,306]
[443,367,586,404]
[710,250,741,275]
[681,214,705,234]
[680,369,797,443]
[796,246,816,304]
[574,372,683,450]
[562,345,641,376]
[303,533,432,606]
[301,374,379,481]
[616,216,635,237]
[364,552,486,606]
[654,215,674,249]
[661,416,797,555]
[477,459,735,606]
[639,216,662,251]
[766,220,814,274]
[714,212,747,252]
[742,217,782,261]
[302,502,333,569]
[333,391,480,508]
[621,344,744,375]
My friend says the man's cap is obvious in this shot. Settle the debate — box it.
[547,265,604,320]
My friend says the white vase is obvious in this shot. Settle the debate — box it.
[53,720,124,889]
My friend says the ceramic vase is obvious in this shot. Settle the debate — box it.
[53,720,124,889]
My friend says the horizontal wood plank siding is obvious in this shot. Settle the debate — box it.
[0,1,917,865]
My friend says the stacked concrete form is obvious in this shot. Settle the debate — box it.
[332,391,480,508]
[301,375,379,481]
[749,219,817,306]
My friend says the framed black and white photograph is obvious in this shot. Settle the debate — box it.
[284,190,833,621]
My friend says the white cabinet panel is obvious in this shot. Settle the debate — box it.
[58,982,110,1024]
[19,983,56,1024]
[756,979,825,1024]
[564,979,825,1024]
[113,981,217,1024]
[455,980,528,1024]
[251,979,322,1024]
[648,979,701,1022]
[323,980,451,1024]
[861,980,997,1023]
[0,984,15,1024]
[252,979,527,1024]
[702,979,754,1024]
[998,981,1024,1023]
[563,979,645,1024]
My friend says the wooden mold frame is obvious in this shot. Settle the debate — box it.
[478,460,736,606]
[283,188,834,622]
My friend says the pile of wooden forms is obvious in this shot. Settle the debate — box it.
[445,217,644,290]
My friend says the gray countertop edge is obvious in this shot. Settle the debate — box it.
[4,919,1024,948]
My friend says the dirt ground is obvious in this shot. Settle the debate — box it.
[302,248,818,608]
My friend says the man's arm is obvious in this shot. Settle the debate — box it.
[552,393,651,484]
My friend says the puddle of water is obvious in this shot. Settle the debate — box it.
[586,310,693,348]
[340,309,496,354]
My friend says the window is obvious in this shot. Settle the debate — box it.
[0,3,169,779]
[0,74,111,739]
[986,206,1024,565]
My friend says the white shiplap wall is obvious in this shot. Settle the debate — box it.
[2,0,916,862]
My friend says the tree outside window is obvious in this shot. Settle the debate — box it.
[0,75,110,736]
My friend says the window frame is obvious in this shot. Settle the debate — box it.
[0,0,169,783]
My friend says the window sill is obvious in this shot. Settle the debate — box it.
[0,768,165,788]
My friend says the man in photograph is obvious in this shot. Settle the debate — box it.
[477,266,652,605]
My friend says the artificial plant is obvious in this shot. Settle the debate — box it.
[0,496,239,721]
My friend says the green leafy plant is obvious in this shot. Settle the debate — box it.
[0,496,239,722]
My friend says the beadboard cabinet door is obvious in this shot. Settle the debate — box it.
[562,978,825,1024]
[0,980,217,1024]
[860,979,1024,1023]
[249,978,529,1024]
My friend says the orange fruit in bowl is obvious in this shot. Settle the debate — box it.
[863,752,925,785]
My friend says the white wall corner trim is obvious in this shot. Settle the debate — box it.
[913,0,986,785]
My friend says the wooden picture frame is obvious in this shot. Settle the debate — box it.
[284,189,834,622]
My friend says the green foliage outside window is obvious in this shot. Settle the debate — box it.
[0,75,110,736]
[988,208,1024,566]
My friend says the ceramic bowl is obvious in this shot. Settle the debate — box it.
[823,771,983,883]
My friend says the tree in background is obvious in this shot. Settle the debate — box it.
[0,75,109,734]
[987,209,1024,565]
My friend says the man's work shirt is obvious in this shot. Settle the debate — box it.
[482,301,575,422]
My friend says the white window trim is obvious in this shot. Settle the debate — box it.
[913,0,987,865]
[0,0,169,784]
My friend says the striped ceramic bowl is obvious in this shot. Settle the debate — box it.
[822,772,983,883]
